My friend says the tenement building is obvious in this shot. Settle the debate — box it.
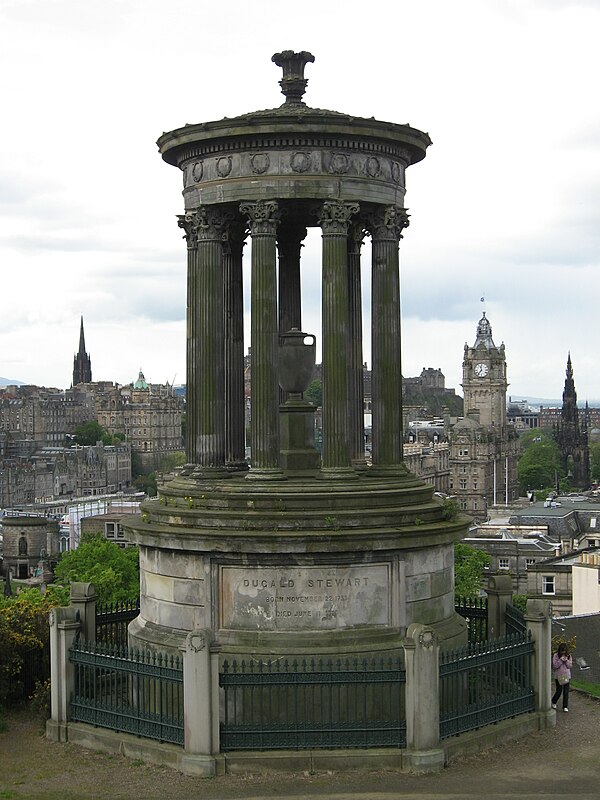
[449,313,519,519]
[96,370,184,471]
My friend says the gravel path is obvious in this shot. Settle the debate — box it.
[1,690,599,800]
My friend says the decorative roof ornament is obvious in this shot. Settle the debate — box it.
[271,50,315,106]
[474,311,496,349]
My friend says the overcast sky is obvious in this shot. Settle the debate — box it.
[1,0,599,402]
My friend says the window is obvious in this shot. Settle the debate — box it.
[473,500,478,511]
[105,522,116,539]
[498,558,510,570]
[459,479,467,490]
[526,558,536,568]
[591,518,597,529]
[472,479,478,490]
[542,576,555,595]
[459,448,469,457]
[459,465,467,474]
[460,499,467,511]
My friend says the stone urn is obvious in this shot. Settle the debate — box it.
[278,328,316,398]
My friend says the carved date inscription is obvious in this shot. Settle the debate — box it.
[220,564,390,631]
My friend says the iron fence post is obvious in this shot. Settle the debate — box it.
[402,623,444,773]
[46,606,81,743]
[180,629,217,776]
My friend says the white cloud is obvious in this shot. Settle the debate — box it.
[0,0,599,401]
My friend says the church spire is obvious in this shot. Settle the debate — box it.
[73,316,92,385]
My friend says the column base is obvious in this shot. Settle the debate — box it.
[179,753,217,777]
[318,466,359,481]
[46,719,69,743]
[369,462,410,479]
[351,458,369,471]
[190,466,231,481]
[402,748,445,773]
[226,460,250,473]
[245,467,287,481]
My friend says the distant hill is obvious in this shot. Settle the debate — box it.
[0,377,25,387]
[510,396,600,409]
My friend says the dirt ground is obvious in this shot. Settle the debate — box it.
[1,690,599,800]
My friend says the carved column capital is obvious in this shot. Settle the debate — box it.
[318,200,359,236]
[368,205,410,241]
[196,206,234,242]
[240,200,281,235]
[177,211,200,249]
[348,220,368,256]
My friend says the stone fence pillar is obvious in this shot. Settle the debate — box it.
[69,582,97,642]
[46,606,81,743]
[486,574,513,639]
[180,630,219,776]
[402,623,444,772]
[525,599,555,724]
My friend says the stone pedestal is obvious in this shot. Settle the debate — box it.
[279,400,320,472]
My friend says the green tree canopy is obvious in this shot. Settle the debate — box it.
[304,378,323,408]
[590,442,600,483]
[73,420,113,446]
[517,431,561,493]
[54,534,139,603]
[454,542,490,598]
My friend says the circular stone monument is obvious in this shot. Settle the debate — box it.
[125,51,469,660]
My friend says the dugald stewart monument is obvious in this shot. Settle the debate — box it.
[125,51,470,661]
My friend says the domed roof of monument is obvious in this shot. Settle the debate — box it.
[157,50,431,167]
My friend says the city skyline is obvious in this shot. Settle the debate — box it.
[1,0,599,400]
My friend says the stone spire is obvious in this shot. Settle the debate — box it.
[72,316,92,385]
[555,353,590,488]
[473,311,496,349]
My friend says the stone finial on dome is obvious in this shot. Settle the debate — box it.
[271,50,315,106]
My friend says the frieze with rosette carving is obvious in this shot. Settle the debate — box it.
[181,146,409,191]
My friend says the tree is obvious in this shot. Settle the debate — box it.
[54,534,139,603]
[517,431,561,493]
[304,378,323,408]
[454,543,490,598]
[73,420,113,446]
[590,442,600,483]
[0,587,67,706]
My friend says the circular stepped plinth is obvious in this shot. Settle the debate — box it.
[125,470,469,660]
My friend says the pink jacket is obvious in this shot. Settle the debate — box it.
[552,652,572,680]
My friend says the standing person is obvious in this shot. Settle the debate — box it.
[552,642,573,712]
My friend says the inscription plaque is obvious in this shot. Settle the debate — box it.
[220,563,390,631]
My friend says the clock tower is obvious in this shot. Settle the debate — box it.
[462,312,507,433]
[449,312,519,520]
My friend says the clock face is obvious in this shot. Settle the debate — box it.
[475,362,489,377]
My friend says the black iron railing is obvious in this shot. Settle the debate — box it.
[439,632,535,739]
[69,639,183,746]
[505,603,526,637]
[95,599,140,647]
[220,656,406,751]
[455,596,488,645]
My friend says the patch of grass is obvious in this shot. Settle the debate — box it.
[571,679,600,698]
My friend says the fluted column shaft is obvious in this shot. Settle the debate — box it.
[278,221,306,334]
[240,200,283,478]
[369,206,409,470]
[348,221,366,467]
[224,223,247,468]
[178,208,229,474]
[319,201,359,475]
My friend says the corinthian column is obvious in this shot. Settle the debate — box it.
[178,207,230,477]
[224,220,248,470]
[348,221,367,469]
[240,200,285,480]
[318,200,359,478]
[368,205,409,474]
